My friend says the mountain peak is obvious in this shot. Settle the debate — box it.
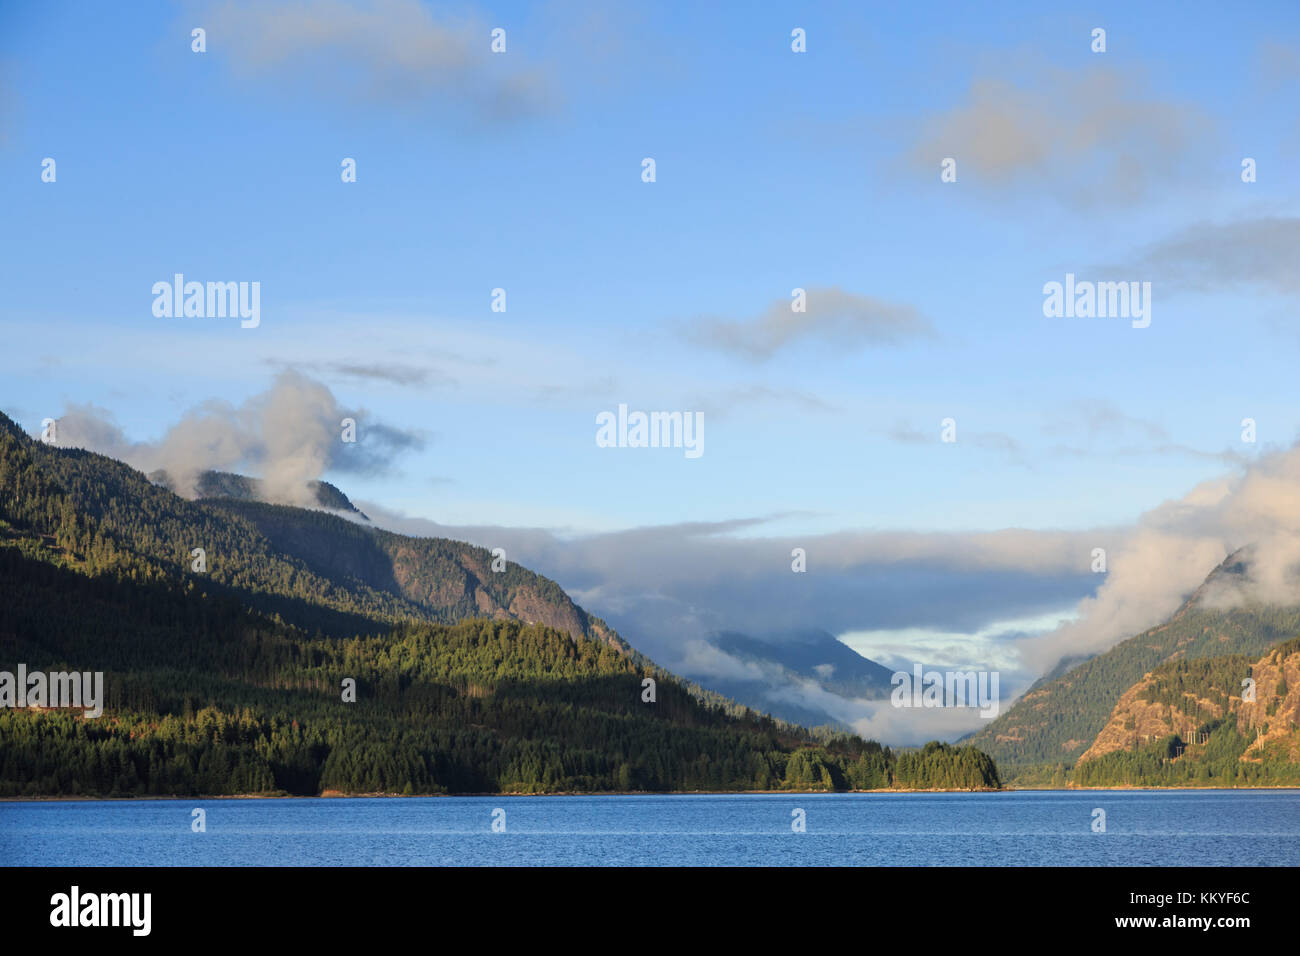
[148,468,370,520]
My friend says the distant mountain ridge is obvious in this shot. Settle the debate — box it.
[149,468,371,520]
[705,629,896,727]
[713,630,896,697]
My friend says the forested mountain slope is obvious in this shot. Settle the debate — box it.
[969,551,1300,779]
[0,412,1001,795]
[1072,637,1300,787]
[2,413,633,654]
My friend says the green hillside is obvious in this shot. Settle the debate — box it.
[0,412,1000,796]
[1071,636,1300,787]
[968,551,1300,781]
[3,413,638,654]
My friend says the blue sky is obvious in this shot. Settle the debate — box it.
[3,1,1299,738]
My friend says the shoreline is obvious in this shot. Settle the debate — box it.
[5,784,1300,801]
[0,788,996,801]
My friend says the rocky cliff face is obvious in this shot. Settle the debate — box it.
[1078,640,1300,766]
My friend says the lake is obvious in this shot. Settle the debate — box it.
[3,790,1299,866]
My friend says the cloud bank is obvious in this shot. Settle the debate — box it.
[200,0,555,120]
[687,286,934,361]
[46,370,423,505]
[1017,444,1300,672]
[905,64,1211,204]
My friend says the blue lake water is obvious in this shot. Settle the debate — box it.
[3,790,1298,866]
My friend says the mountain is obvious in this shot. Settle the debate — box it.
[1071,636,1300,786]
[703,629,896,727]
[1032,652,1097,686]
[26,428,635,656]
[176,469,370,520]
[0,412,1001,795]
[969,550,1300,780]
[714,630,897,698]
